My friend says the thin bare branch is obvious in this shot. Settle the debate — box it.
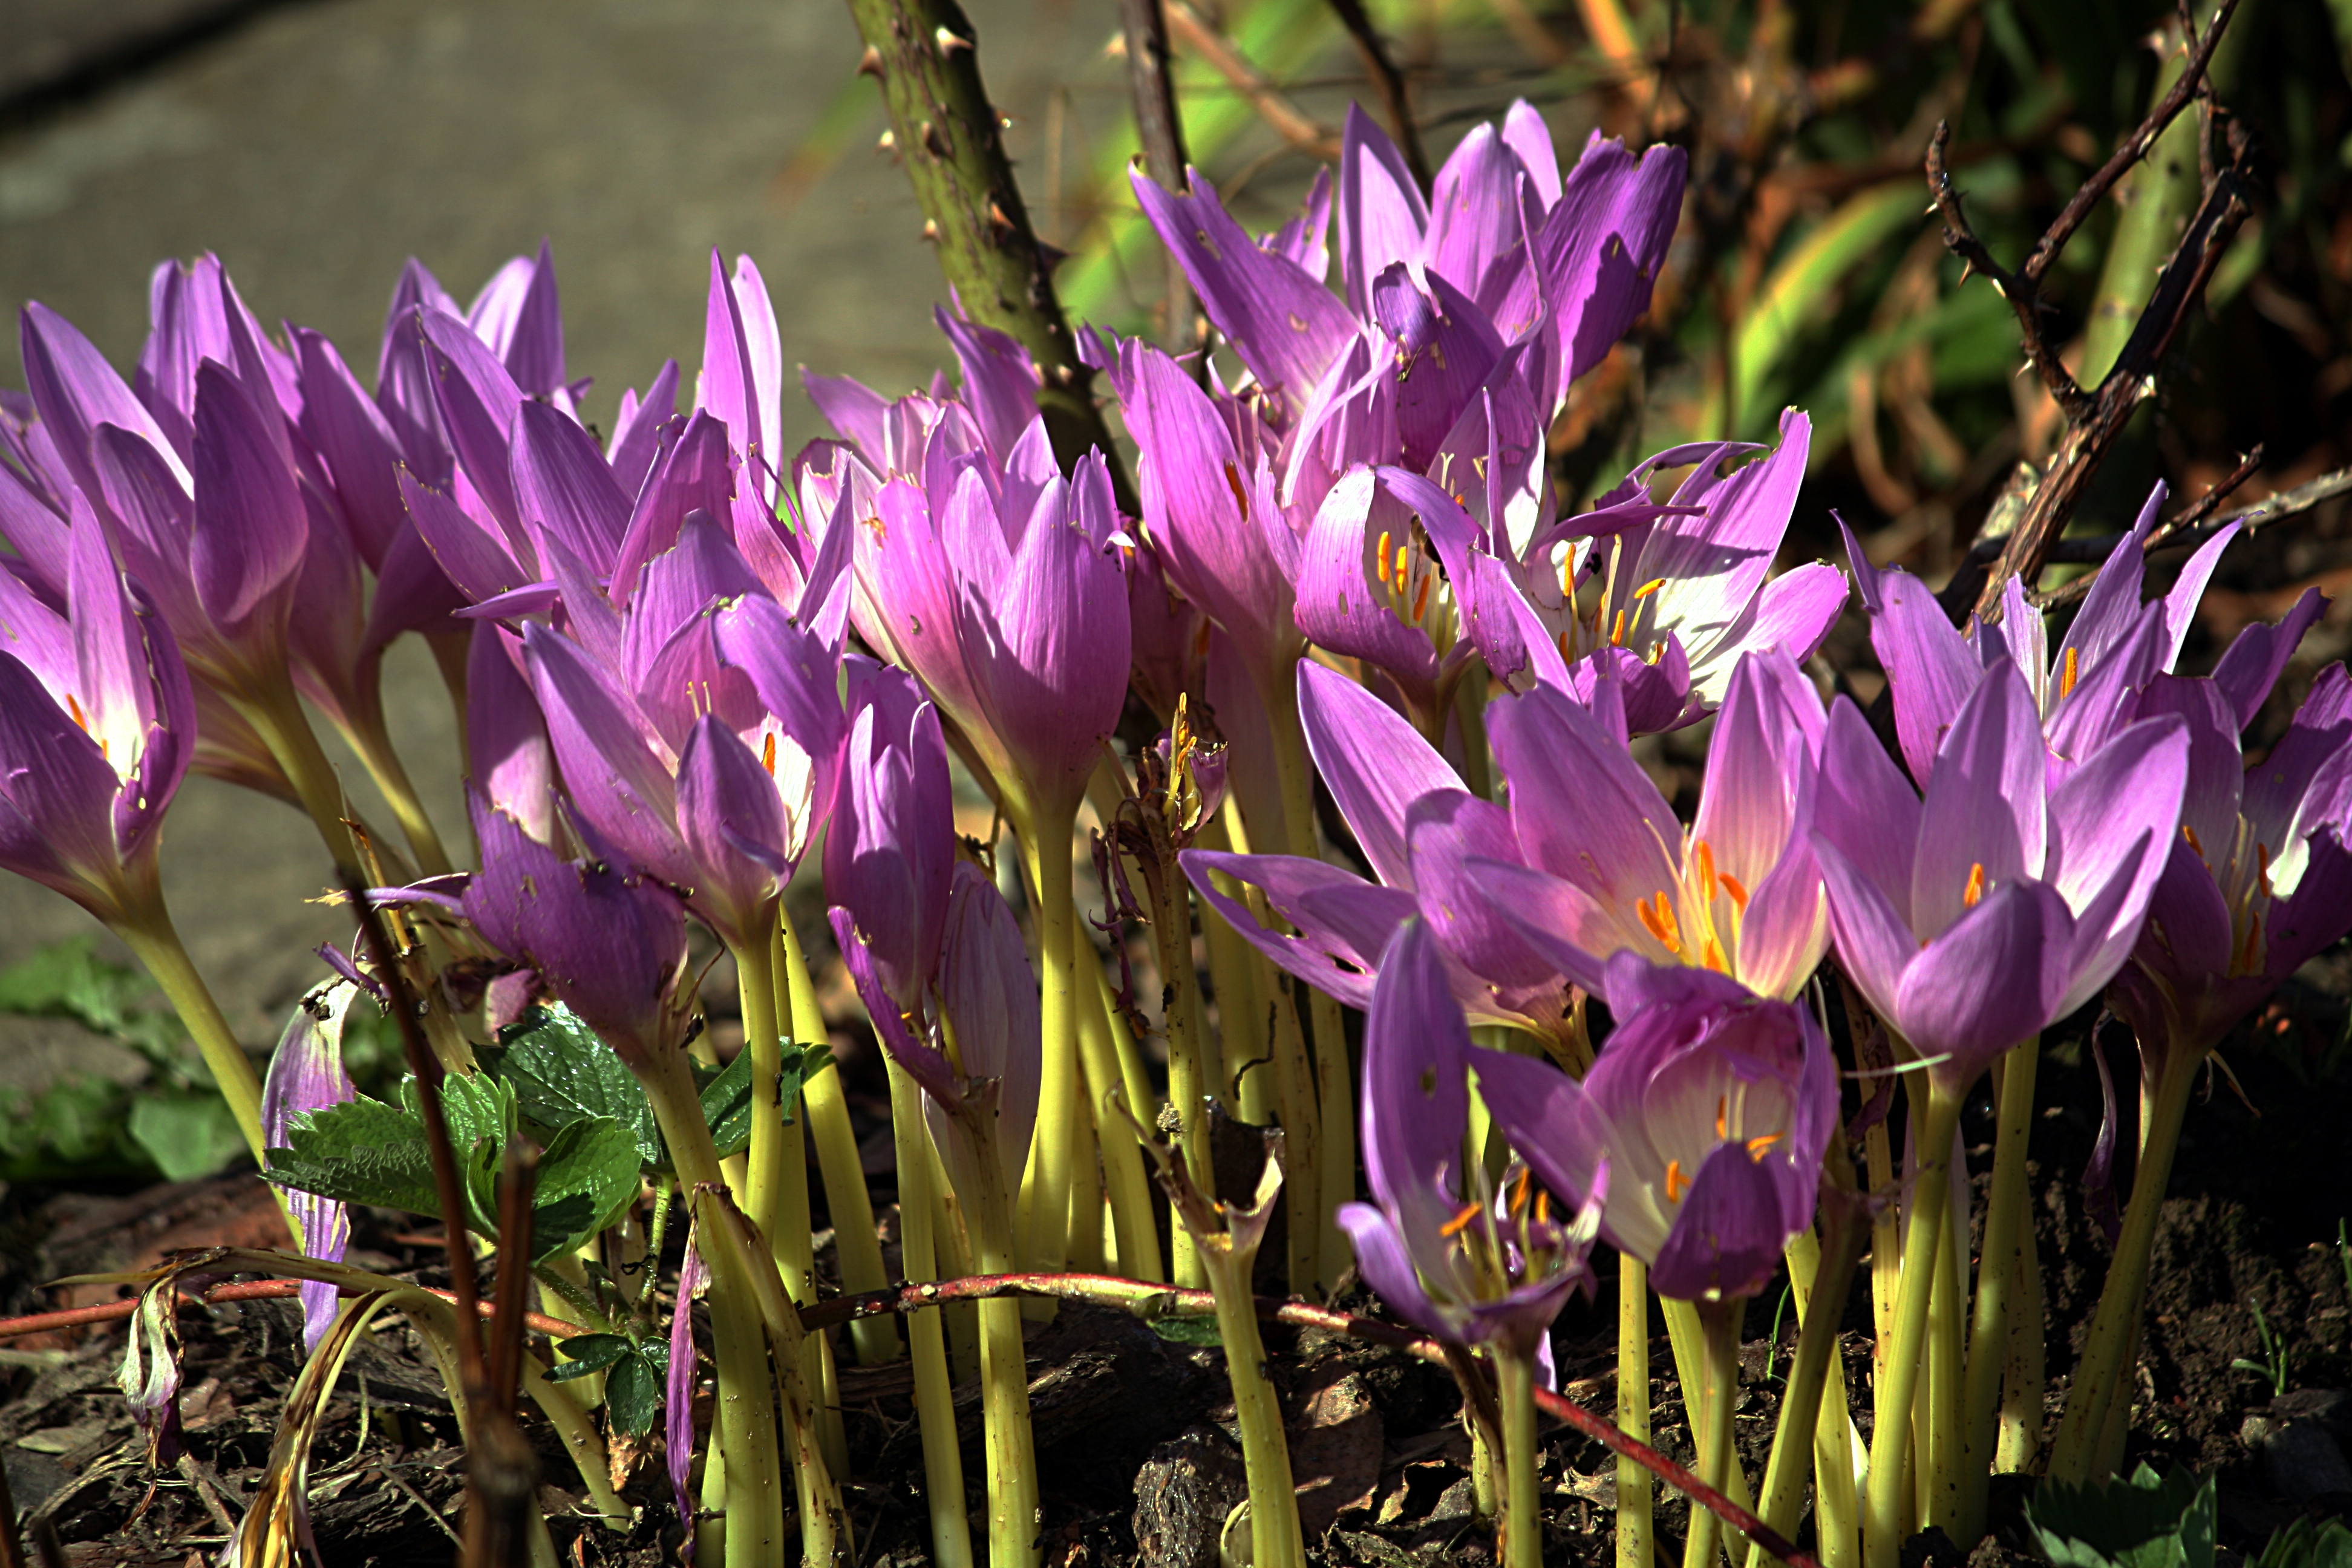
[1164,1,1337,160]
[1324,0,1432,189]
[1119,0,1195,351]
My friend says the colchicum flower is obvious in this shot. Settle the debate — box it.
[261,982,362,1351]
[1811,657,2188,1093]
[1337,919,1604,1361]
[1477,954,1837,1302]
[1468,646,1831,1005]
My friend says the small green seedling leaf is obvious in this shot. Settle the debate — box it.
[546,1333,633,1380]
[491,1006,662,1164]
[2026,1463,2216,1568]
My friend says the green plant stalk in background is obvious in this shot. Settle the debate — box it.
[1960,1040,2041,1541]
[1079,960,1165,1281]
[765,927,849,1477]
[1013,802,1081,1279]
[884,1055,975,1568]
[1749,1204,1866,1568]
[1663,1293,1759,1563]
[332,657,453,878]
[1498,1346,1544,1568]
[1685,1299,1745,1568]
[109,906,266,1166]
[1864,1088,1963,1568]
[780,907,900,1365]
[1618,1258,1654,1568]
[967,1107,1044,1568]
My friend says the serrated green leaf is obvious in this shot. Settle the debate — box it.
[529,1116,645,1261]
[266,1094,443,1215]
[697,1051,754,1160]
[546,1333,632,1380]
[128,1093,247,1182]
[605,1351,661,1438]
[491,1007,662,1164]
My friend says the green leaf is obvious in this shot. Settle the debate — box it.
[0,936,154,1033]
[266,1093,443,1215]
[546,1333,632,1380]
[128,1092,248,1182]
[1148,1316,1225,1347]
[2027,1463,2216,1568]
[491,1007,662,1164]
[529,1116,645,1261]
[697,1051,754,1160]
[2254,1517,2352,1568]
[605,1351,662,1438]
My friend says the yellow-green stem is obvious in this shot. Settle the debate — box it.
[1749,1212,1866,1568]
[1664,1296,1759,1564]
[1785,1227,1866,1568]
[1927,1194,1964,1534]
[1269,692,1356,1292]
[1206,1240,1305,1568]
[1150,862,1214,1289]
[1082,966,1165,1281]
[969,1116,1043,1568]
[1068,1082,1105,1273]
[1863,1089,1961,1568]
[1959,1040,2039,1542]
[1013,804,1079,1277]
[886,1056,974,1568]
[1685,1299,1743,1568]
[229,664,358,871]
[780,910,899,1365]
[112,907,266,1164]
[2048,1050,2199,1482]
[930,1132,982,1383]
[733,933,792,1256]
[1996,1207,2047,1474]
[1472,1404,1501,1522]
[335,658,452,877]
[1619,1256,1654,1568]
[1498,1347,1543,1567]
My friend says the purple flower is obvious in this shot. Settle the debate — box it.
[823,659,956,1014]
[1337,918,1604,1360]
[1468,645,1830,1005]
[262,983,361,1351]
[2110,665,2352,1069]
[0,498,194,925]
[1478,955,1837,1302]
[1183,660,1576,1050]
[1811,658,2188,1093]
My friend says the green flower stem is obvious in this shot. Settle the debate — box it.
[427,629,472,779]
[333,658,452,877]
[1452,665,1494,803]
[531,1263,613,1338]
[639,1049,786,1568]
[1784,1227,1866,1568]
[1748,1212,1865,1568]
[966,1119,1044,1568]
[1261,669,1353,1290]
[1684,1299,1743,1568]
[111,904,266,1165]
[929,1133,983,1383]
[1498,1347,1544,1568]
[227,662,359,872]
[1471,1405,1501,1521]
[766,928,849,1478]
[1927,1198,1964,1534]
[1204,1236,1305,1568]
[1862,1088,1961,1568]
[885,1057,975,1568]
[780,908,898,1366]
[1663,1296,1758,1564]
[1994,1212,2046,1474]
[1146,855,1214,1290]
[1192,810,1264,1113]
[518,1354,632,1527]
[1619,1256,1654,1568]
[732,931,794,1258]
[1080,967,1165,1281]
[2047,1050,2198,1483]
[1959,1040,2040,1541]
[1067,1082,1105,1273]
[1013,801,1080,1278]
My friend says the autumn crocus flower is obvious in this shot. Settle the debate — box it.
[1338,919,1604,1359]
[823,658,956,1014]
[1466,646,1831,1006]
[261,982,361,1351]
[1477,954,1837,1302]
[1811,657,2187,1094]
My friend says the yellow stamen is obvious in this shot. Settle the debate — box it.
[1714,1095,1728,1139]
[1611,608,1628,647]
[1411,572,1432,623]
[1376,531,1393,587]
[2182,823,2205,858]
[1557,629,1573,662]
[1633,577,1667,599]
[761,733,778,777]
[1745,1132,1785,1160]
[1561,550,1576,599]
[1223,461,1251,521]
[1440,1201,1485,1238]
[1718,872,1750,910]
[65,693,90,733]
[1701,935,1728,973]
[2060,645,2080,700]
[1636,892,1684,955]
[1665,1159,1690,1204]
[1962,861,1985,909]
[1509,1168,1532,1217]
[1533,1189,1550,1224]
[1693,839,1718,900]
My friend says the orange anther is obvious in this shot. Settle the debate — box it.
[1962,861,1985,909]
[1665,1159,1689,1203]
[1718,872,1750,910]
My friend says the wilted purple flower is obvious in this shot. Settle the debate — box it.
[1184,659,1576,1050]
[1478,955,1837,1301]
[2110,666,2352,1071]
[667,1227,710,1549]
[1811,658,2187,1093]
[263,982,361,1350]
[1337,919,1604,1359]
[1467,646,1831,1005]
[0,498,194,926]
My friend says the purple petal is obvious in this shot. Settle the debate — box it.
[467,623,557,843]
[667,1230,707,1546]
[1182,848,1406,1011]
[1648,1141,1791,1302]
[1488,681,1679,907]
[399,468,527,606]
[420,307,526,534]
[607,358,681,501]
[1911,659,2047,942]
[1359,919,1472,1238]
[1298,658,1460,887]
[21,301,188,498]
[1337,103,1430,315]
[522,621,682,876]
[189,362,307,634]
[293,328,407,572]
[1811,835,1919,1034]
[2212,587,2327,730]
[938,863,1040,1177]
[1337,1202,1451,1338]
[612,412,736,606]
[1840,515,1979,786]
[1423,123,1531,297]
[1895,880,2070,1086]
[512,400,630,577]
[1465,858,1630,997]
[674,713,788,939]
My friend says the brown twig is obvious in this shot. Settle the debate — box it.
[462,1139,542,1568]
[1324,0,1432,191]
[1119,0,1196,352]
[0,1278,581,1345]
[1163,1,1338,160]
[0,1440,24,1568]
[1921,0,2252,621]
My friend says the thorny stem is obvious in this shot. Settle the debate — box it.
[842,0,1135,506]
[780,907,900,1366]
[1863,1089,1962,1568]
[1619,1257,1655,1568]
[1959,1041,2039,1541]
[885,1057,975,1568]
